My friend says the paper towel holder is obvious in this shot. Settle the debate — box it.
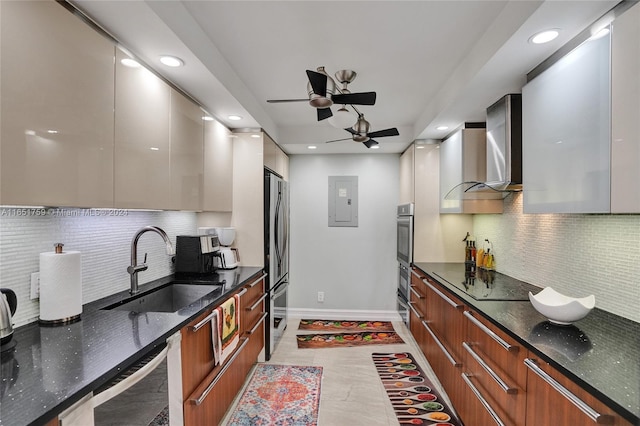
[39,243,82,327]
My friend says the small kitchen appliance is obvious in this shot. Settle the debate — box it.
[214,227,240,269]
[0,288,17,348]
[175,235,220,274]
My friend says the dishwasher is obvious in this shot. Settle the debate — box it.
[58,332,183,426]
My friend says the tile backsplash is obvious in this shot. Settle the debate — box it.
[473,193,640,323]
[0,208,197,326]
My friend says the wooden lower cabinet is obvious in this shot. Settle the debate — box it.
[408,270,634,426]
[182,274,266,425]
[525,354,633,426]
[459,309,527,426]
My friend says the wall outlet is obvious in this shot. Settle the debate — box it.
[30,272,40,300]
[317,291,324,303]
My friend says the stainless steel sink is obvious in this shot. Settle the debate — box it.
[103,283,219,313]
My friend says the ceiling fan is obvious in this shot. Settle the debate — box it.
[267,67,377,124]
[325,113,400,149]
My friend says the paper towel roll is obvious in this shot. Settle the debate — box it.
[39,251,82,323]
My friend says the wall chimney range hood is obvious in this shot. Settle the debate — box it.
[444,94,523,201]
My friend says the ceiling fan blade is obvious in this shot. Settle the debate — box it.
[266,99,309,103]
[325,137,352,144]
[317,107,333,121]
[363,139,379,148]
[367,127,399,138]
[332,91,376,106]
[344,127,358,135]
[306,70,327,96]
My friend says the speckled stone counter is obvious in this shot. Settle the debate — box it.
[0,267,263,426]
[414,262,640,425]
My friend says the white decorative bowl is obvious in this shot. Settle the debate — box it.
[528,287,595,325]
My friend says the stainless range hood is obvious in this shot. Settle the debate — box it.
[444,94,522,200]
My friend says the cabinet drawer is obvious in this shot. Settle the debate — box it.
[525,356,633,426]
[180,308,217,399]
[422,275,465,362]
[239,274,266,337]
[183,337,250,426]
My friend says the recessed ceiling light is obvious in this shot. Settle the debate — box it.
[227,115,242,121]
[416,145,425,149]
[202,116,214,121]
[251,134,261,138]
[121,58,141,68]
[530,29,560,44]
[150,147,160,151]
[308,145,317,150]
[436,126,449,131]
[159,55,184,67]
[47,130,58,134]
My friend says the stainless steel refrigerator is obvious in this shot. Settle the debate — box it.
[264,170,289,359]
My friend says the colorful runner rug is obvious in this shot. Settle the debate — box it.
[297,332,404,349]
[373,352,463,426]
[226,364,322,425]
[298,319,395,332]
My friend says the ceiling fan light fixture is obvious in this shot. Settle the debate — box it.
[307,66,335,108]
[328,106,356,128]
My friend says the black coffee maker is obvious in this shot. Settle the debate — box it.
[175,235,220,274]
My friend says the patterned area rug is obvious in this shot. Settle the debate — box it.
[373,353,462,426]
[297,332,404,348]
[298,319,395,332]
[226,364,322,425]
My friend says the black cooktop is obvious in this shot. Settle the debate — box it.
[431,265,541,301]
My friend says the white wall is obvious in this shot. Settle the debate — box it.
[474,193,640,322]
[288,154,399,312]
[0,210,197,326]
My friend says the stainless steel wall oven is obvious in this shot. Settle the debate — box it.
[396,203,414,327]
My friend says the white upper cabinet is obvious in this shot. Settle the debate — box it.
[611,2,640,213]
[169,89,203,211]
[203,118,233,212]
[523,3,640,215]
[522,32,611,213]
[263,132,289,180]
[0,1,115,207]
[114,48,172,210]
[439,128,503,214]
[399,144,415,204]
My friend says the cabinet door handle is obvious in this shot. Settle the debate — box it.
[410,269,423,279]
[524,358,613,424]
[463,311,517,352]
[421,320,461,367]
[462,342,518,394]
[408,301,424,319]
[423,278,463,309]
[247,292,268,311]
[247,312,268,335]
[191,310,216,332]
[409,285,424,299]
[461,373,506,426]
[192,337,249,406]
[236,287,248,298]
[248,273,267,288]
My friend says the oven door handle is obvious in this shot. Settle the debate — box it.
[271,281,289,300]
[397,294,409,309]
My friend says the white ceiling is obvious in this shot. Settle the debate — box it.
[70,0,618,155]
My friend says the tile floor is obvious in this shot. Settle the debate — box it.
[222,317,456,426]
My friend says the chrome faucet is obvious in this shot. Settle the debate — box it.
[127,226,174,295]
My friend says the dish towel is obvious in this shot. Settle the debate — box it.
[210,310,221,366]
[217,294,241,364]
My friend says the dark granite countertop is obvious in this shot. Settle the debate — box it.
[0,267,263,426]
[414,262,640,425]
